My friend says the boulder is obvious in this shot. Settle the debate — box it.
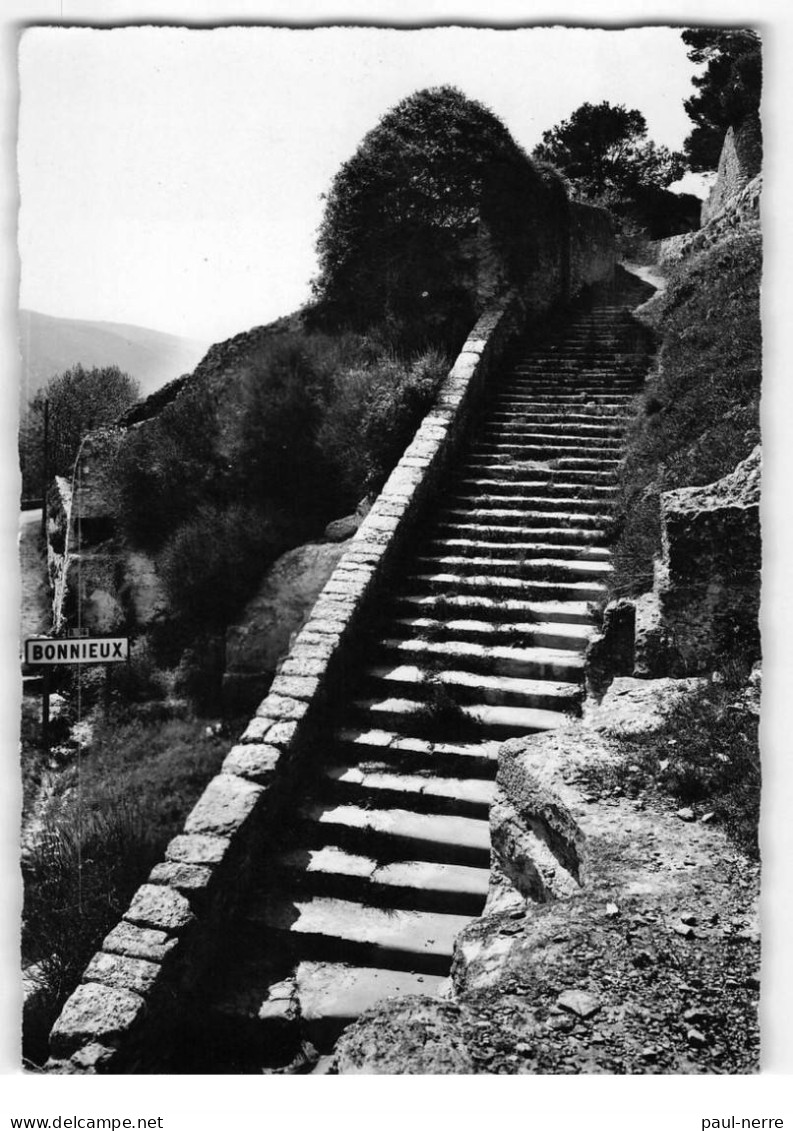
[223,540,347,712]
[591,676,707,739]
[332,997,475,1074]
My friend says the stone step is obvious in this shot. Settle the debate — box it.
[375,636,585,681]
[414,553,612,581]
[247,893,471,975]
[457,463,619,484]
[297,802,492,869]
[452,478,617,500]
[350,695,572,739]
[433,521,608,545]
[483,418,625,435]
[407,569,608,602]
[275,844,491,914]
[495,400,628,413]
[487,409,627,423]
[501,376,641,389]
[448,493,613,515]
[392,591,596,625]
[467,449,621,468]
[440,505,611,528]
[333,726,500,778]
[391,614,593,652]
[320,766,496,817]
[425,537,610,561]
[295,962,449,1047]
[478,429,623,450]
[365,662,582,712]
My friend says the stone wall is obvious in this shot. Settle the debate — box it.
[701,117,762,226]
[46,215,616,1073]
[657,175,761,270]
[570,202,616,291]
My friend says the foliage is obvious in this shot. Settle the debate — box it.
[532,102,686,204]
[575,670,760,858]
[682,29,762,171]
[19,365,140,501]
[610,230,762,598]
[113,383,220,552]
[157,503,287,632]
[316,347,448,502]
[311,85,542,350]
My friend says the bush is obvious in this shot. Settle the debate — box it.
[317,347,448,502]
[114,383,220,552]
[610,230,761,597]
[158,503,286,633]
[311,85,543,351]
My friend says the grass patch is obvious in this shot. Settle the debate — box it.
[575,670,760,858]
[21,712,229,1063]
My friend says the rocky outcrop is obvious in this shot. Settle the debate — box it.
[222,538,350,713]
[638,448,761,676]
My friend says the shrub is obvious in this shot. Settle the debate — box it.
[158,503,286,633]
[317,347,448,503]
[114,383,220,552]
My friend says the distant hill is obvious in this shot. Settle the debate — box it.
[18,309,210,404]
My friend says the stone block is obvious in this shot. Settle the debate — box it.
[184,774,264,838]
[255,693,308,722]
[83,952,162,997]
[124,883,196,933]
[165,833,232,867]
[148,860,216,894]
[300,617,346,637]
[239,716,277,744]
[222,742,281,783]
[268,674,322,702]
[278,654,328,679]
[102,922,180,964]
[265,720,300,749]
[49,983,146,1059]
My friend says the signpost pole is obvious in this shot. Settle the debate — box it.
[41,668,50,753]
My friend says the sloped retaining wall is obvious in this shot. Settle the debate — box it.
[46,220,616,1073]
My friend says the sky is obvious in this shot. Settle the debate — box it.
[18,25,707,344]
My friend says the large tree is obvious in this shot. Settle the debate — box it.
[532,101,685,204]
[311,85,542,349]
[19,364,140,501]
[682,29,762,172]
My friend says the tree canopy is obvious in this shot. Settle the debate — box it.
[532,102,686,204]
[681,29,762,172]
[310,85,541,349]
[19,364,140,500]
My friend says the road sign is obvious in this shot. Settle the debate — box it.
[24,636,130,666]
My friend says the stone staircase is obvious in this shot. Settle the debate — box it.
[186,274,654,1071]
